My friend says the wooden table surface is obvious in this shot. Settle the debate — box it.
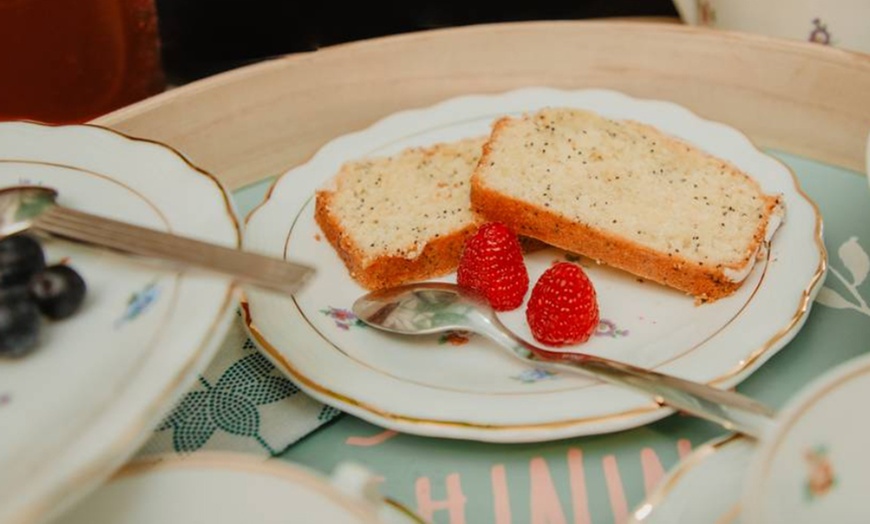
[94,20,870,190]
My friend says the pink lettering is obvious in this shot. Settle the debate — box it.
[640,448,665,494]
[602,455,628,523]
[566,448,591,524]
[529,457,567,524]
[492,464,512,524]
[677,438,693,459]
[344,429,398,447]
[415,473,466,524]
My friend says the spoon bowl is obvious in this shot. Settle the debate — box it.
[354,281,776,438]
[353,283,489,336]
[0,185,57,237]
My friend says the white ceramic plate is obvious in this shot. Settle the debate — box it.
[743,352,870,523]
[0,123,239,522]
[244,87,825,442]
[54,453,421,524]
[628,434,753,524]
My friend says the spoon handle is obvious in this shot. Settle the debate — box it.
[481,316,775,438]
[33,205,314,295]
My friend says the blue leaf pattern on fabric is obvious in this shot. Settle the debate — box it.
[156,351,306,455]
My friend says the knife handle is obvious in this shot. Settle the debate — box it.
[34,205,314,295]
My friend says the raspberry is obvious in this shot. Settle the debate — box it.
[526,262,599,346]
[456,222,529,311]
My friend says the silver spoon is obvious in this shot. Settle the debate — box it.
[0,185,314,295]
[353,282,776,438]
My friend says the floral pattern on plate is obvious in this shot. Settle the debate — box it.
[803,444,837,500]
[115,280,162,328]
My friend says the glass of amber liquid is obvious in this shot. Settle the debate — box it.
[0,0,165,124]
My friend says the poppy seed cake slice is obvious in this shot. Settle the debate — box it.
[315,137,487,290]
[470,107,784,302]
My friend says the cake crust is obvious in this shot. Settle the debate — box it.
[471,182,781,301]
[470,109,784,302]
[315,190,479,289]
[314,138,487,290]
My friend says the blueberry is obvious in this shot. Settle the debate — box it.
[0,286,41,357]
[0,234,46,287]
[29,265,87,320]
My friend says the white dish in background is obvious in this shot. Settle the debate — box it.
[630,353,870,523]
[743,352,870,523]
[55,453,421,524]
[244,87,825,442]
[627,434,754,523]
[865,131,869,185]
[0,123,239,522]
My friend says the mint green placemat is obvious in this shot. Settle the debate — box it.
[139,149,868,523]
[269,151,870,524]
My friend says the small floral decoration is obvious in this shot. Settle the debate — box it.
[439,331,471,345]
[809,18,832,45]
[115,280,161,328]
[0,393,10,407]
[512,368,558,383]
[804,444,837,500]
[597,319,629,338]
[320,306,367,330]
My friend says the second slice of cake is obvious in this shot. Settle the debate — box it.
[470,107,784,302]
[315,137,487,290]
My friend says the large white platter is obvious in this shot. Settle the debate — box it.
[244,87,825,442]
[0,123,239,522]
